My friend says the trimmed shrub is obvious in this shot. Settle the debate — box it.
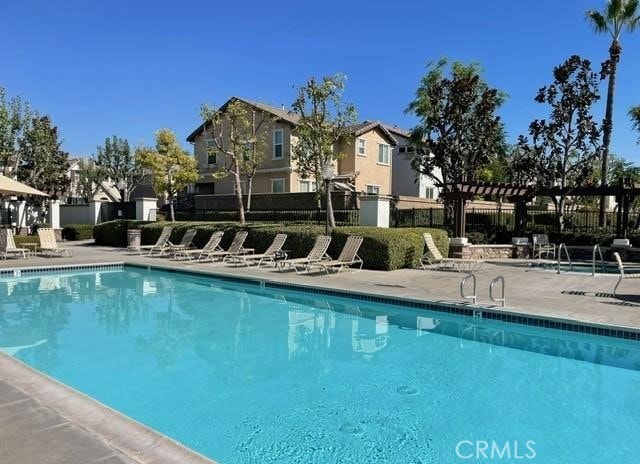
[62,224,94,241]
[93,220,150,247]
[13,234,40,247]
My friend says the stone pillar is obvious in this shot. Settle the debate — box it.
[48,199,60,229]
[135,197,158,221]
[359,195,391,228]
[89,201,102,224]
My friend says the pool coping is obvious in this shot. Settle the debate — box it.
[0,353,217,464]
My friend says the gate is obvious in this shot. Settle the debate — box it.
[99,201,136,222]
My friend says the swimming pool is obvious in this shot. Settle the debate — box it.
[1,266,639,463]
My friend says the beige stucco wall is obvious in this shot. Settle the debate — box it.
[350,128,392,194]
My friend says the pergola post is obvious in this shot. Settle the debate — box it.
[454,198,466,238]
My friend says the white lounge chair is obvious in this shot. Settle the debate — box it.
[421,233,482,272]
[613,252,640,297]
[205,231,253,263]
[128,226,173,255]
[37,228,72,257]
[277,235,332,274]
[178,231,224,261]
[164,228,197,258]
[0,228,28,259]
[311,235,363,274]
[236,233,287,267]
[532,234,556,261]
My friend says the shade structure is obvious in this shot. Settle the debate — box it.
[0,175,49,197]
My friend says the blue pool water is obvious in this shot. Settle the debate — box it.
[1,267,640,463]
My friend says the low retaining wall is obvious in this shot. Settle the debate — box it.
[448,243,640,262]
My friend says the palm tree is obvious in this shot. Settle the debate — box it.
[630,105,640,141]
[586,0,640,225]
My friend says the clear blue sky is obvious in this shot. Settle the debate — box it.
[2,0,640,160]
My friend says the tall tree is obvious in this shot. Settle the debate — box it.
[291,74,357,227]
[517,56,603,232]
[406,59,506,227]
[0,87,31,176]
[586,0,640,225]
[136,129,198,221]
[18,115,70,198]
[630,105,640,142]
[200,100,270,222]
[75,158,104,202]
[95,135,146,201]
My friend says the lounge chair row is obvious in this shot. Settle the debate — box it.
[0,228,71,259]
[129,226,364,274]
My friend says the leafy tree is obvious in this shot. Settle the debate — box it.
[17,115,70,198]
[0,87,31,176]
[406,59,506,226]
[200,100,270,222]
[135,129,198,221]
[630,105,640,142]
[517,56,603,231]
[586,0,640,224]
[75,158,104,202]
[291,74,357,227]
[95,136,146,201]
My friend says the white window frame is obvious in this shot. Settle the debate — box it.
[424,187,435,200]
[357,138,366,157]
[378,143,390,165]
[205,140,217,166]
[299,179,317,193]
[366,184,381,195]
[273,129,284,160]
[271,178,286,193]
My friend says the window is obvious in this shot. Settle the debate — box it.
[273,130,284,159]
[424,187,435,199]
[299,179,317,192]
[357,138,366,156]
[399,146,406,154]
[205,140,217,166]
[234,180,248,194]
[366,185,380,195]
[378,143,390,165]
[271,178,285,193]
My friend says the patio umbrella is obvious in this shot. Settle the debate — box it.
[0,175,49,197]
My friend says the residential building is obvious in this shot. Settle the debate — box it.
[383,124,441,201]
[186,97,397,197]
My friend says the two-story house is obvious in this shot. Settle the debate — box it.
[186,97,397,196]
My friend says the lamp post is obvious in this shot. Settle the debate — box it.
[321,161,335,235]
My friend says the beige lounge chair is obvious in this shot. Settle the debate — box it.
[311,235,363,274]
[178,231,224,261]
[163,228,197,258]
[236,233,287,267]
[421,233,482,272]
[128,226,173,255]
[204,231,253,263]
[277,235,332,274]
[613,252,640,297]
[0,228,28,259]
[37,228,71,257]
[532,234,556,261]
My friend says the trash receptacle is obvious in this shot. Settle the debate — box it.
[127,229,141,249]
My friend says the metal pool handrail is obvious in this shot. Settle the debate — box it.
[460,273,477,304]
[592,244,605,276]
[489,275,506,307]
[557,243,573,274]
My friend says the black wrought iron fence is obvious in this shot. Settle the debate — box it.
[175,208,359,226]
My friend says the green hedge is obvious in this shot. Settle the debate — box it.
[13,234,40,247]
[62,224,95,241]
[94,220,448,271]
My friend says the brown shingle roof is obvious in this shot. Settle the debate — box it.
[349,120,398,146]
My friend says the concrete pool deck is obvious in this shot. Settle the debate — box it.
[1,240,640,463]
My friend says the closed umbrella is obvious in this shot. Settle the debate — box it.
[0,175,49,197]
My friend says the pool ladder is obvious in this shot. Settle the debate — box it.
[460,274,506,307]
[592,244,605,276]
[557,243,573,274]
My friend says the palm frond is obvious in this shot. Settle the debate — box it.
[607,0,624,20]
[630,105,640,133]
[586,10,610,33]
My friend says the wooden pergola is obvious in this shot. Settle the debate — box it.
[443,181,640,238]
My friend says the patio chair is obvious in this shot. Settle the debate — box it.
[532,234,556,261]
[612,252,640,297]
[204,231,253,263]
[421,233,482,272]
[37,228,72,257]
[163,228,197,258]
[128,226,173,255]
[178,231,224,261]
[236,233,287,267]
[0,228,28,259]
[277,235,332,274]
[310,235,364,275]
